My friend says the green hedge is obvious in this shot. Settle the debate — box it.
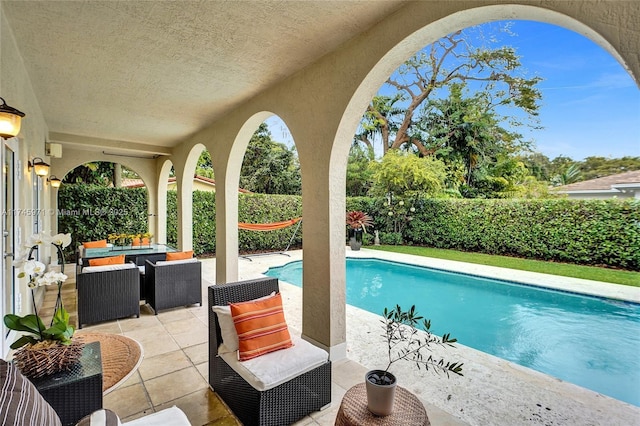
[59,186,639,270]
[166,191,302,255]
[404,198,640,270]
[57,185,149,259]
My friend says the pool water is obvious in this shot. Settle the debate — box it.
[265,258,640,406]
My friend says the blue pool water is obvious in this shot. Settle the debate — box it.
[265,258,640,406]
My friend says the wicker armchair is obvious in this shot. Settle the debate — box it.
[208,277,332,426]
[77,263,140,328]
[145,259,202,314]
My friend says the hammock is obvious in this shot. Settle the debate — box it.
[237,217,303,260]
[238,217,302,231]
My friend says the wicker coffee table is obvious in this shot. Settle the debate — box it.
[335,383,430,425]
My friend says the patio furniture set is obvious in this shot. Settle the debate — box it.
[75,242,202,328]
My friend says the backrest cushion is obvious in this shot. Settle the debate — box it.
[88,255,125,267]
[83,240,107,248]
[81,263,137,274]
[212,292,276,353]
[154,258,199,267]
[230,293,293,361]
[165,251,193,261]
[0,359,62,426]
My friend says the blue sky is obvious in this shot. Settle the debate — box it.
[267,20,639,161]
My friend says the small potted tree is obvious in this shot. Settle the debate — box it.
[365,305,463,416]
[346,210,373,251]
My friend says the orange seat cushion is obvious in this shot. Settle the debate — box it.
[230,293,293,361]
[83,240,107,248]
[166,251,193,261]
[88,254,125,267]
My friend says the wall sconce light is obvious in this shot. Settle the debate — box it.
[28,157,50,177]
[0,97,26,139]
[47,176,62,188]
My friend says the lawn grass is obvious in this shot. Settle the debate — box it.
[366,245,640,287]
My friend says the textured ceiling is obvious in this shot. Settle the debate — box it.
[2,0,406,148]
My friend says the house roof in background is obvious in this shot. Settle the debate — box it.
[121,175,251,193]
[554,170,640,193]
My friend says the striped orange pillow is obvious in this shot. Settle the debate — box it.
[230,293,293,361]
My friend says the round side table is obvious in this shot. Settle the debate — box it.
[335,383,430,425]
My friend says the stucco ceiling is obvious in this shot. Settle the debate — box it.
[2,0,406,151]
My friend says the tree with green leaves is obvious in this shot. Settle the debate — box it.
[369,149,447,198]
[346,143,375,197]
[196,150,215,179]
[354,26,542,156]
[240,123,301,194]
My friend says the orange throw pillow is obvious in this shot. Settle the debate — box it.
[230,293,293,361]
[88,254,125,267]
[83,240,107,248]
[166,251,193,261]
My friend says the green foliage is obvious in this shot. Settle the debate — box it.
[374,304,462,382]
[240,123,301,194]
[406,198,640,270]
[346,143,375,196]
[57,185,149,258]
[238,194,302,252]
[196,150,215,179]
[4,306,75,349]
[59,186,638,270]
[370,150,447,198]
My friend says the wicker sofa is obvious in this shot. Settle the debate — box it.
[208,277,332,426]
[76,263,140,328]
[145,259,202,314]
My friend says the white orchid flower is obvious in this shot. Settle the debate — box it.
[23,260,46,277]
[26,233,51,247]
[51,233,72,248]
[12,248,29,267]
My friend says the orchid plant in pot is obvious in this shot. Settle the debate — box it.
[365,304,463,416]
[3,232,83,378]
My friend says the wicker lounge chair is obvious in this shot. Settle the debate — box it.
[145,259,202,314]
[208,277,332,426]
[77,263,140,328]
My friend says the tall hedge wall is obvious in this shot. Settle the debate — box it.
[57,185,149,259]
[58,186,639,270]
[404,198,640,270]
[166,191,302,255]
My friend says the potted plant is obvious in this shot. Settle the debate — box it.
[5,233,83,378]
[365,304,463,416]
[346,210,373,251]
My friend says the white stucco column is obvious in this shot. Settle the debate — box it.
[176,173,193,252]
[214,171,239,284]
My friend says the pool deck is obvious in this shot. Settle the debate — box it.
[229,248,640,426]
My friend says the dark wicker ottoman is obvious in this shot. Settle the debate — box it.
[30,341,103,426]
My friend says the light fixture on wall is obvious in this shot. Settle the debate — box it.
[47,175,62,188]
[28,157,50,177]
[0,97,26,139]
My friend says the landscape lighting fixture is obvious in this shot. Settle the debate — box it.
[28,157,50,177]
[0,97,25,139]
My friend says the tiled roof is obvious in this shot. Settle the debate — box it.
[121,175,251,193]
[555,170,640,192]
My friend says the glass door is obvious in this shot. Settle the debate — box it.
[2,139,17,355]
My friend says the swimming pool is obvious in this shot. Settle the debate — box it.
[265,257,640,406]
